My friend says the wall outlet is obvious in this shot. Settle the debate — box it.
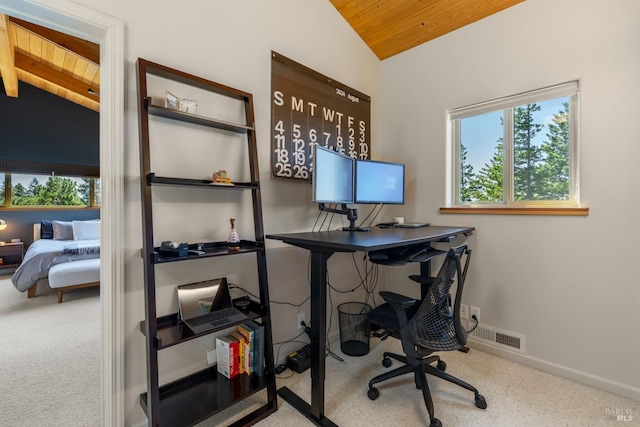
[470,306,480,323]
[297,312,306,329]
[460,304,468,320]
[207,348,217,365]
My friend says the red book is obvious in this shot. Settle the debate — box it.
[216,336,238,379]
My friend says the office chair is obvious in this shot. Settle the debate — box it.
[366,244,486,427]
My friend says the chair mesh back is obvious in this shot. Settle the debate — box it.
[408,245,468,352]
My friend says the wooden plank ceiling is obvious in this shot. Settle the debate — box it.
[330,0,525,60]
[0,14,99,111]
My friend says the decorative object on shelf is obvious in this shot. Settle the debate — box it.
[165,91,178,110]
[159,241,188,257]
[212,170,234,186]
[227,217,240,251]
[0,219,7,230]
[179,98,197,114]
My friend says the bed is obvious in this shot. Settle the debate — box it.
[11,220,100,299]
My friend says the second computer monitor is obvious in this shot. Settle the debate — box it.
[355,159,405,204]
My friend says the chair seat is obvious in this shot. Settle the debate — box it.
[369,301,420,331]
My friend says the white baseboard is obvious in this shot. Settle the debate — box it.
[468,340,640,402]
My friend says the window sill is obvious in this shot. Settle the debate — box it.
[440,206,589,216]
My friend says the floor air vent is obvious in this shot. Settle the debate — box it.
[468,323,526,354]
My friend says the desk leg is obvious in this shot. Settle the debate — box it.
[310,250,329,420]
[277,249,338,427]
[420,259,430,301]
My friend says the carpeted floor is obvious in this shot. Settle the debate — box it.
[200,334,638,427]
[2,271,636,426]
[0,274,101,427]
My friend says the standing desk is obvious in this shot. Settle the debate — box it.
[266,225,475,426]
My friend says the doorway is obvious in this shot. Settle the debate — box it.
[0,1,124,424]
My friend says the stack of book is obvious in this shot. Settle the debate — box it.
[216,320,265,379]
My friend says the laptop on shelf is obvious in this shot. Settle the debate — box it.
[177,277,248,334]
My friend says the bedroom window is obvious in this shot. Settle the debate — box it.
[0,172,5,206]
[449,81,580,208]
[0,173,100,208]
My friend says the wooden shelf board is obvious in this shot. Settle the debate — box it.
[148,241,263,264]
[139,365,274,427]
[140,301,266,349]
[147,174,258,189]
[147,103,253,133]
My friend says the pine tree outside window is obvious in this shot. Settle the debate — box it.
[450,82,579,207]
[0,173,100,208]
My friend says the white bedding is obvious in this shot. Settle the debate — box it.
[11,238,100,292]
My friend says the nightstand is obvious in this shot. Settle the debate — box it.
[0,242,24,268]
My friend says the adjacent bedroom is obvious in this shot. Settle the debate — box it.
[0,14,102,426]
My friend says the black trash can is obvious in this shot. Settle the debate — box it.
[338,302,372,356]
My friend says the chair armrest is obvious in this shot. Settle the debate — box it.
[408,275,435,286]
[379,291,417,310]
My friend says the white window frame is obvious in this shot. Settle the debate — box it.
[449,81,580,207]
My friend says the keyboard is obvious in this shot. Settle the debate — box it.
[400,244,427,259]
[188,307,244,326]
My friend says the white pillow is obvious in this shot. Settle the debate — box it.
[53,221,74,240]
[72,220,100,240]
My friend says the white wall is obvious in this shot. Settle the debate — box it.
[380,0,640,399]
[72,0,381,424]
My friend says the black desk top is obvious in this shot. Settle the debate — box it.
[266,225,474,253]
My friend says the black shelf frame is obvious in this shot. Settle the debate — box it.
[137,58,277,427]
[140,300,267,349]
[145,99,254,134]
[139,366,276,427]
[147,240,263,264]
[147,173,259,189]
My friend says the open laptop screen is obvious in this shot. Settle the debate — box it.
[177,277,233,321]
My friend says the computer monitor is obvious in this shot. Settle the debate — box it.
[312,146,368,231]
[312,145,354,204]
[355,159,405,204]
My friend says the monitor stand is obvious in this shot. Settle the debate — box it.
[318,204,371,232]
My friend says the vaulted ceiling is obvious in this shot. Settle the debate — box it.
[329,0,525,60]
[0,1,525,111]
[0,14,100,112]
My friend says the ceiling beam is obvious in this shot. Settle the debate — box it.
[15,50,99,104]
[9,16,99,64]
[0,13,19,97]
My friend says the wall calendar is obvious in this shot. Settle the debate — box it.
[271,51,371,181]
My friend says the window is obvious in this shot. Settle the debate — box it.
[0,172,5,206]
[0,173,100,208]
[450,81,579,207]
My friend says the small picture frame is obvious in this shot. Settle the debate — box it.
[165,91,178,110]
[179,98,197,114]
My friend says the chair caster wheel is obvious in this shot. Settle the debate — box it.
[382,357,392,368]
[368,387,379,400]
[475,394,487,409]
[430,418,442,427]
[436,360,446,371]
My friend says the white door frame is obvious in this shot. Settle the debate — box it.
[0,1,125,425]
